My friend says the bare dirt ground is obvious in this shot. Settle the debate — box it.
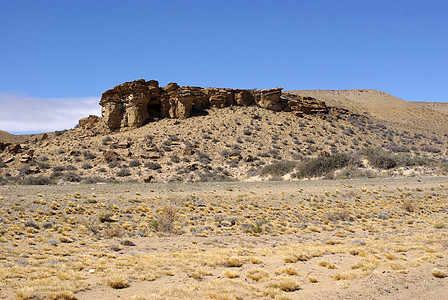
[0,177,447,299]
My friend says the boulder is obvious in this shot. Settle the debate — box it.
[207,89,233,108]
[0,142,11,151]
[183,146,196,155]
[253,88,284,111]
[19,154,32,163]
[146,151,161,159]
[164,82,179,93]
[143,175,154,183]
[100,79,161,130]
[103,150,119,162]
[118,140,131,149]
[6,143,21,154]
[2,156,14,163]
[78,115,101,130]
[170,88,194,119]
[29,166,40,173]
[234,90,254,106]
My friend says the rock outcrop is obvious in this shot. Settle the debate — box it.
[99,79,330,131]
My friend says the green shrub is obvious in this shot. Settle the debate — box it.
[396,154,432,167]
[295,153,355,178]
[129,159,141,167]
[19,165,33,176]
[117,168,131,177]
[64,172,82,182]
[19,175,54,185]
[144,162,161,170]
[360,148,397,169]
[260,161,297,177]
[336,166,377,179]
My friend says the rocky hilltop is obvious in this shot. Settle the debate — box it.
[99,79,329,131]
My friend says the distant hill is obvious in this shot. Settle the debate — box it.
[0,130,18,142]
[287,89,448,134]
[413,102,448,116]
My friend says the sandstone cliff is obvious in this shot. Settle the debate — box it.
[99,79,329,131]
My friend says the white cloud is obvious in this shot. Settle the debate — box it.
[0,92,101,134]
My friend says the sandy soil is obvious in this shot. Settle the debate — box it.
[0,177,447,299]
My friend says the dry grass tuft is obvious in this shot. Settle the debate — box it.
[225,257,244,267]
[246,268,270,281]
[318,261,337,269]
[268,277,300,292]
[15,286,37,300]
[274,266,299,276]
[283,252,310,263]
[155,205,178,233]
[223,270,239,278]
[401,200,415,212]
[432,268,447,278]
[107,273,130,289]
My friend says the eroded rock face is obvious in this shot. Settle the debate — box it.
[100,79,160,130]
[99,79,330,131]
[253,88,284,111]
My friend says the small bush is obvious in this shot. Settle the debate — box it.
[65,164,77,171]
[82,150,96,159]
[336,167,376,179]
[396,154,432,167]
[295,153,355,178]
[117,168,131,177]
[387,144,410,153]
[129,160,141,167]
[268,277,300,292]
[327,209,351,221]
[102,136,113,145]
[83,176,110,184]
[52,165,65,172]
[82,163,92,170]
[361,148,397,169]
[107,273,129,289]
[64,172,82,182]
[154,205,177,233]
[144,162,161,170]
[170,155,181,163]
[422,146,441,153]
[260,161,297,177]
[37,162,51,170]
[401,200,415,212]
[19,165,33,176]
[108,161,120,168]
[19,176,54,185]
[432,268,447,278]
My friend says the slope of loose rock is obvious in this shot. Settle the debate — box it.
[287,89,448,134]
[413,101,448,116]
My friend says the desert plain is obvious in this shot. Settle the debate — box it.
[0,177,447,300]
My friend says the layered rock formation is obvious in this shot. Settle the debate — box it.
[99,79,330,131]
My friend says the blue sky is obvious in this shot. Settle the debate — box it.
[1,0,447,133]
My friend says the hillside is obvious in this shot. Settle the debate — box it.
[1,84,447,184]
[413,101,448,116]
[287,89,448,135]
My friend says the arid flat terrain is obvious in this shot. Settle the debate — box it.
[0,177,447,299]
